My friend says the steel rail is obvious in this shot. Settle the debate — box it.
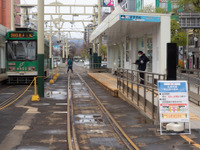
[77,73,140,150]
[0,86,28,108]
[0,80,34,111]
[0,86,12,93]
[67,73,73,150]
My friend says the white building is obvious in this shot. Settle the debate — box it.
[90,6,171,74]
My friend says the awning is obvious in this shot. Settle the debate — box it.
[90,6,171,44]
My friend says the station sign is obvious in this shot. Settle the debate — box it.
[119,15,160,22]
[158,81,190,123]
[101,0,114,7]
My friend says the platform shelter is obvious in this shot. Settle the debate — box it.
[90,6,171,74]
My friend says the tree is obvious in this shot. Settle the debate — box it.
[139,4,166,13]
[81,48,89,59]
[171,19,187,46]
[177,0,200,12]
[101,45,107,60]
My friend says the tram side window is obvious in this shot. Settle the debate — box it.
[7,41,36,61]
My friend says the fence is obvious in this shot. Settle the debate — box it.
[177,69,200,105]
[117,68,166,119]
[89,63,109,73]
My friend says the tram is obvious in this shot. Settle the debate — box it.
[6,28,50,84]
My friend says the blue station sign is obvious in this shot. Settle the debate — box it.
[119,15,161,22]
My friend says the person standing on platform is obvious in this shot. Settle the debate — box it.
[67,57,73,73]
[133,51,149,84]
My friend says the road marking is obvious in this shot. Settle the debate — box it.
[180,135,200,149]
[0,93,15,94]
[53,111,68,114]
[56,103,68,106]
[13,125,30,131]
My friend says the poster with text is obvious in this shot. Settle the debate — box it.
[158,81,190,123]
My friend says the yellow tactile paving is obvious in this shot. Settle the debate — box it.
[88,73,117,91]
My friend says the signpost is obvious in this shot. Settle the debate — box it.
[158,81,191,135]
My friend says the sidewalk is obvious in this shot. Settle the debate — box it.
[88,72,200,130]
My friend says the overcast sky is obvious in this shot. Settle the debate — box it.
[21,0,98,39]
[21,0,155,39]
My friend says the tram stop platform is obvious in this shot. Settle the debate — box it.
[88,72,200,148]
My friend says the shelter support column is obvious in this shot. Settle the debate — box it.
[37,0,44,97]
[160,16,170,74]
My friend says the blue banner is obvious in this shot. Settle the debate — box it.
[119,15,161,22]
[158,81,187,93]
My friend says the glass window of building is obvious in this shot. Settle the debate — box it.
[146,35,152,72]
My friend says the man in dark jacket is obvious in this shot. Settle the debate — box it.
[67,58,73,73]
[133,51,149,84]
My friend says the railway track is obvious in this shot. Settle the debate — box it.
[67,73,139,150]
[0,84,33,111]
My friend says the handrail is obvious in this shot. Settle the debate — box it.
[117,68,166,119]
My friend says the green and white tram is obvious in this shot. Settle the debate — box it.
[6,28,50,84]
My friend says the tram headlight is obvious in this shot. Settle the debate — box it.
[12,67,16,71]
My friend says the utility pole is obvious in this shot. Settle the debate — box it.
[21,8,26,27]
[62,35,65,63]
[98,0,102,56]
[66,41,69,59]
[49,24,53,69]
[37,0,44,97]
[93,7,96,53]
[11,0,15,30]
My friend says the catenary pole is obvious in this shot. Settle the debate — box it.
[98,0,102,56]
[11,0,15,30]
[37,0,44,97]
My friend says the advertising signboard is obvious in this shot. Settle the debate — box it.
[101,0,114,7]
[158,81,191,135]
[158,81,190,123]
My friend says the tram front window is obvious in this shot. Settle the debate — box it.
[7,41,36,61]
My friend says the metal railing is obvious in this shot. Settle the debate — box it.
[117,68,166,119]
[177,69,200,105]
[177,70,200,95]
[89,63,108,72]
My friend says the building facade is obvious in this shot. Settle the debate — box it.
[117,0,156,12]
[0,0,21,29]
[84,24,93,48]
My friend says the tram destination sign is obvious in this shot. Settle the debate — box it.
[9,32,34,38]
[158,81,190,123]
[119,15,160,22]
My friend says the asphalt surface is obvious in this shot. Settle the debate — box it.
[0,64,199,150]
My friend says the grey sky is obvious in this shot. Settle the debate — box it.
[22,0,98,39]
